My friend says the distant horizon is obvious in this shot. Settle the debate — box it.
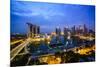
[11,1,95,34]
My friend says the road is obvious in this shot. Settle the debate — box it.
[74,35,95,40]
[10,37,47,61]
[10,38,31,61]
[10,35,95,61]
[11,39,23,45]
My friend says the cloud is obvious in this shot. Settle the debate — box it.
[12,11,41,17]
[11,0,66,19]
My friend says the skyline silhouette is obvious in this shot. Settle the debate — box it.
[11,1,95,34]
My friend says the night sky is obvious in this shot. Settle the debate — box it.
[11,0,95,34]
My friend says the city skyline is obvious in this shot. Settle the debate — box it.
[11,1,95,34]
[10,1,95,66]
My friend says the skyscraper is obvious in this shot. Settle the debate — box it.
[83,24,88,35]
[37,26,40,34]
[27,23,40,38]
[55,27,61,43]
[79,25,83,34]
[71,25,76,35]
[56,27,61,36]
[27,23,33,38]
[64,27,71,40]
[64,27,68,36]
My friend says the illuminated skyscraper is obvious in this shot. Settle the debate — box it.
[27,23,40,38]
[64,27,68,37]
[83,24,88,35]
[71,25,76,35]
[79,25,83,34]
[64,27,70,36]
[64,27,72,41]
[27,23,33,38]
[37,26,40,34]
[55,27,61,43]
[56,27,61,36]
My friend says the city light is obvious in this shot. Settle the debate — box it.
[10,1,95,66]
[11,23,95,66]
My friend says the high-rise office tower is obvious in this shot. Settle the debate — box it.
[83,24,88,35]
[56,27,61,36]
[55,27,61,43]
[71,25,76,35]
[64,27,68,36]
[37,26,40,34]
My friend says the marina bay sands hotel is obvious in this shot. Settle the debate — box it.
[27,23,40,38]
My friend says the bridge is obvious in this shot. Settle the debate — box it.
[74,34,95,41]
[10,37,51,61]
[10,35,95,61]
[11,39,23,45]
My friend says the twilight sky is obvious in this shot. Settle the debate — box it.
[11,0,95,34]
